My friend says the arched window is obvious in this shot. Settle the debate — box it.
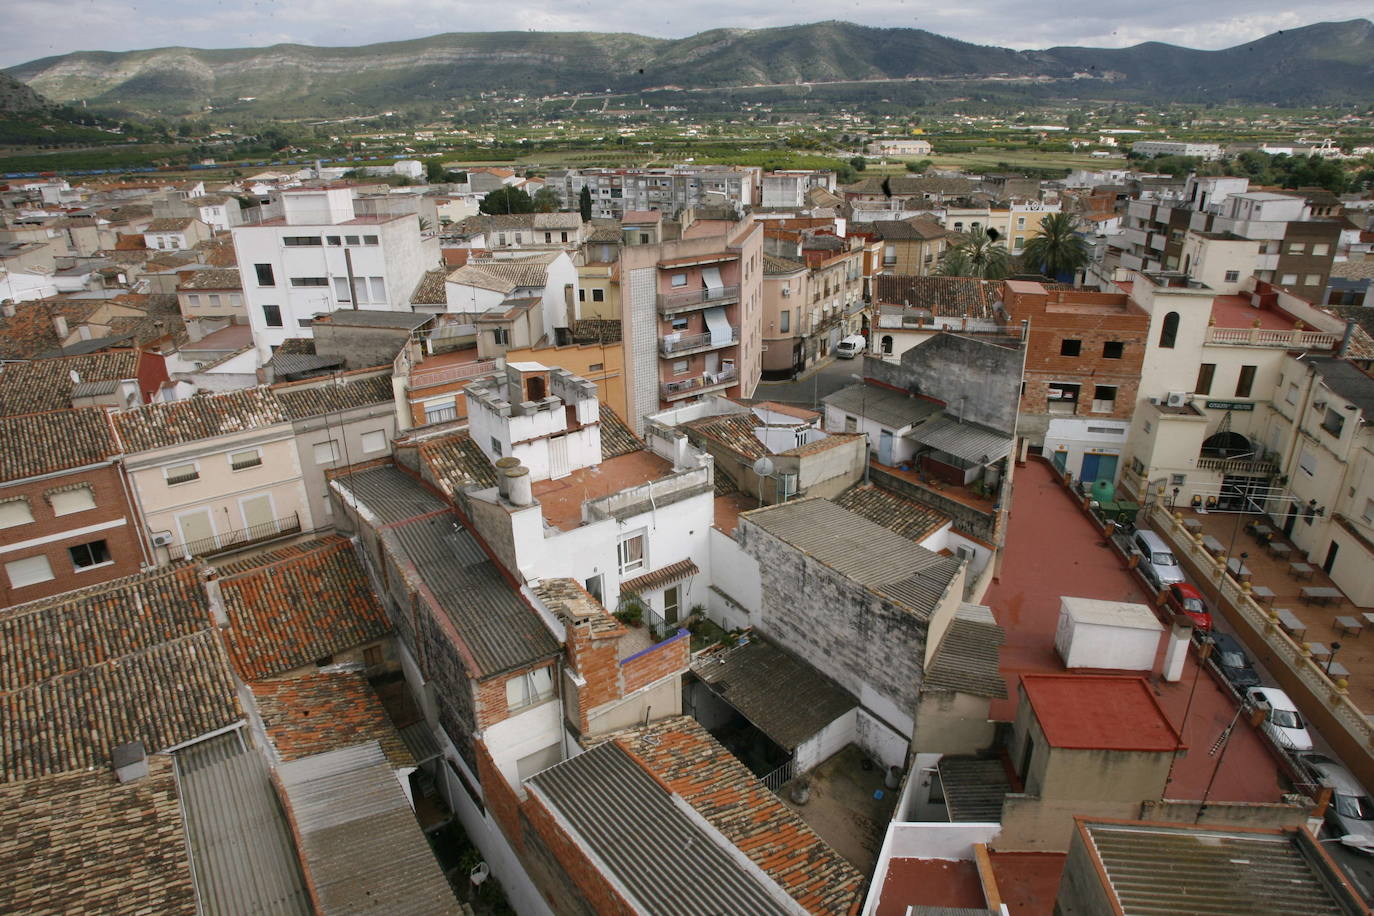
[881,335,894,354]
[1159,312,1179,349]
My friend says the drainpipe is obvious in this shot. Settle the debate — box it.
[344,248,359,310]
[1338,319,1357,358]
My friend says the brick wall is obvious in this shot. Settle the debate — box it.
[0,464,145,607]
[621,632,690,694]
[521,786,636,916]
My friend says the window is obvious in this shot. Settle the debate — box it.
[6,554,53,588]
[1322,408,1345,438]
[327,235,342,246]
[0,499,33,528]
[1224,270,1240,283]
[1299,448,1317,477]
[334,277,351,302]
[1195,363,1216,396]
[1092,385,1118,413]
[1312,243,1330,257]
[345,234,361,246]
[663,584,681,625]
[1280,274,1298,286]
[1102,341,1124,359]
[670,316,689,331]
[506,666,555,711]
[1060,339,1082,357]
[164,463,199,485]
[1017,216,1026,228]
[1014,236,1025,250]
[585,574,603,603]
[670,273,687,287]
[639,233,650,244]
[779,311,790,333]
[561,231,569,243]
[1235,365,1256,398]
[1170,473,1187,486]
[883,245,896,266]
[491,328,510,346]
[362,235,378,245]
[578,289,585,302]
[618,533,645,573]
[1159,312,1179,348]
[290,277,328,287]
[1286,383,1299,405]
[282,236,322,247]
[591,288,604,302]
[672,360,690,376]
[254,263,275,286]
[497,233,506,246]
[1304,274,1321,287]
[424,400,457,424]
[1048,383,1080,414]
[314,440,341,465]
[262,305,283,328]
[544,232,552,243]
[229,448,262,471]
[1363,499,1374,524]
[1288,242,1306,255]
[186,294,201,307]
[588,363,603,372]
[490,437,503,456]
[297,318,314,329]
[69,539,111,571]
[370,277,386,302]
[49,485,95,516]
[208,294,222,308]
[361,430,387,453]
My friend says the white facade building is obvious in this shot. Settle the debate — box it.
[1131,141,1224,161]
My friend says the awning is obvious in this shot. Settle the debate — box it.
[620,558,700,595]
[906,415,1013,465]
[703,306,732,346]
[701,266,724,296]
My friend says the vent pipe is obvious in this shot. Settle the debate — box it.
[506,465,533,507]
[494,456,520,498]
[1339,319,1357,358]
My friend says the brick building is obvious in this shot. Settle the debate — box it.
[0,408,147,605]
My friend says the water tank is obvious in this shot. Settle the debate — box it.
[1091,478,1116,504]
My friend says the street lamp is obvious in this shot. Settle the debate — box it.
[1327,641,1342,676]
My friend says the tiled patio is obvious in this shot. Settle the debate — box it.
[1175,507,1374,713]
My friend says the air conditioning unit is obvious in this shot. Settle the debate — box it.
[1165,392,1188,408]
[781,288,791,297]
[779,473,799,499]
[150,531,175,548]
[1148,396,1162,406]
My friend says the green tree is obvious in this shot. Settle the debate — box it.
[936,248,974,277]
[479,187,535,215]
[531,187,561,213]
[940,228,1010,280]
[1020,212,1089,280]
[905,158,933,173]
[849,156,867,172]
[425,159,448,183]
[579,185,593,221]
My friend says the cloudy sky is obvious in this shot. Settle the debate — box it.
[2,0,1368,68]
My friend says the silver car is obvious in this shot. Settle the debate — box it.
[1302,752,1374,854]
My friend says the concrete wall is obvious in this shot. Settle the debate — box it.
[1138,798,1313,830]
[796,708,857,773]
[912,690,996,756]
[863,332,1024,436]
[311,321,415,369]
[870,465,998,543]
[707,527,760,630]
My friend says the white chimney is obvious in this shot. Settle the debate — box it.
[112,741,148,783]
[53,314,68,339]
[506,465,533,507]
[494,456,520,498]
[1,300,14,318]
[1161,619,1191,683]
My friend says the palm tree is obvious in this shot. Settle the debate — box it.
[1021,212,1089,281]
[939,228,1010,280]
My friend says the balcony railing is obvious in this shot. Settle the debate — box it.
[1196,455,1280,475]
[1205,326,1339,350]
[179,512,301,558]
[660,367,738,400]
[656,285,741,314]
[659,327,739,355]
[409,359,501,391]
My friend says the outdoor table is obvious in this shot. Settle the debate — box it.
[1301,586,1343,606]
[1250,585,1276,605]
[1336,616,1365,638]
[1183,518,1204,535]
[1226,558,1252,582]
[1250,523,1274,543]
[1324,660,1351,680]
[1290,562,1316,580]
[1266,542,1291,559]
[1276,608,1306,640]
[1202,535,1226,557]
[1306,641,1331,658]
[1363,612,1374,629]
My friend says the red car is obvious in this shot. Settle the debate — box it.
[1166,583,1212,630]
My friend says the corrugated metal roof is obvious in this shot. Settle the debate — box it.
[743,499,962,621]
[937,757,1009,823]
[278,742,460,915]
[923,604,1007,699]
[331,465,448,525]
[905,416,1013,465]
[174,731,312,916]
[527,741,799,915]
[1083,821,1364,915]
[399,722,442,764]
[823,383,943,431]
[269,353,344,376]
[691,637,857,751]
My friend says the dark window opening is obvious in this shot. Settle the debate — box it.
[1060,339,1082,357]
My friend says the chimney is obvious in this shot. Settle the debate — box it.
[505,464,533,507]
[53,314,68,339]
[112,741,148,783]
[1,300,13,318]
[494,456,520,498]
[1339,318,1357,358]
[1160,619,1191,682]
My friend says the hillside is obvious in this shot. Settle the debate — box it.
[7,19,1374,116]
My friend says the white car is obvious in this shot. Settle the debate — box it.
[834,335,866,359]
[1301,753,1374,854]
[1246,686,1314,752]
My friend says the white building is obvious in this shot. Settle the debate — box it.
[761,171,838,209]
[866,139,934,157]
[232,186,439,359]
[1131,141,1224,161]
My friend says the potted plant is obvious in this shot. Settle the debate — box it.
[614,600,644,628]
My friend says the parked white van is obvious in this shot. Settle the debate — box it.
[835,335,866,359]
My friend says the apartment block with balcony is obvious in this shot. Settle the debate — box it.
[546,166,758,220]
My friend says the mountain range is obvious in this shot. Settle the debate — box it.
[6,19,1374,117]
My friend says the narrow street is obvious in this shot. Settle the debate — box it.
[753,357,860,408]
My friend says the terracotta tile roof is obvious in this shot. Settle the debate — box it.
[0,756,197,916]
[763,253,806,275]
[410,268,449,305]
[176,268,241,291]
[0,301,102,363]
[194,238,238,267]
[252,671,413,768]
[599,403,642,460]
[615,717,865,915]
[273,371,394,421]
[419,431,499,497]
[217,537,391,681]
[684,413,769,461]
[873,217,951,241]
[0,407,119,482]
[534,577,622,637]
[448,252,559,291]
[874,275,1003,321]
[619,558,700,596]
[113,387,288,452]
[145,217,195,233]
[571,318,621,344]
[784,431,862,457]
[833,483,950,543]
[210,535,342,576]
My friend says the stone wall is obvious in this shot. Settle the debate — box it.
[863,332,1024,436]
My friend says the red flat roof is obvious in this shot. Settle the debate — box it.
[1211,293,1297,330]
[875,858,986,915]
[1022,674,1183,753]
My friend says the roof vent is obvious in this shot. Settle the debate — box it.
[112,741,148,783]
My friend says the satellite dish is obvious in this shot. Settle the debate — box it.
[752,457,775,478]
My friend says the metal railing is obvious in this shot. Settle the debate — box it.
[1196,455,1280,475]
[180,512,301,558]
[656,285,741,314]
[166,469,200,486]
[659,327,739,355]
[1205,326,1339,349]
[761,757,796,793]
[423,404,459,425]
[409,359,501,391]
[660,367,738,399]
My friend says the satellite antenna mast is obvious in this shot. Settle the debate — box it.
[752,456,775,509]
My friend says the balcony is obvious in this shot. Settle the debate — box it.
[660,367,738,401]
[179,512,302,558]
[409,358,501,391]
[660,327,740,356]
[1196,455,1280,475]
[656,285,741,316]
[1205,326,1339,350]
